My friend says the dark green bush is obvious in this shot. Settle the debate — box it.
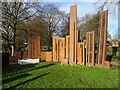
[111,51,120,61]
[116,51,120,56]
[112,56,117,61]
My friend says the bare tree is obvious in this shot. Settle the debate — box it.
[1,1,37,55]
[79,13,100,41]
[59,13,70,37]
[94,0,119,11]
[37,4,63,47]
[60,12,80,37]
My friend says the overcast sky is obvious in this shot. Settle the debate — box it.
[41,1,118,38]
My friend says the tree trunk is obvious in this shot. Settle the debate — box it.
[14,29,16,51]
[13,25,17,56]
[11,45,14,56]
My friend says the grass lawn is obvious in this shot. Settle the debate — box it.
[2,62,119,89]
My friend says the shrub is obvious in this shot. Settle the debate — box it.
[111,51,120,61]
[112,56,117,61]
[116,51,120,56]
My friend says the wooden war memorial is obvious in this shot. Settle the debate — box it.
[27,5,109,68]
[51,5,109,68]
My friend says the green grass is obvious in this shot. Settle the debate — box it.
[2,62,119,89]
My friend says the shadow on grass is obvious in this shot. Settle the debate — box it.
[6,72,50,89]
[2,73,31,85]
[3,63,55,77]
[3,64,35,71]
[3,64,35,75]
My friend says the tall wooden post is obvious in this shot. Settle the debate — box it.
[86,31,95,66]
[36,35,40,58]
[98,10,108,67]
[52,36,59,62]
[66,35,70,64]
[28,26,40,59]
[59,38,65,63]
[28,27,32,59]
[70,5,77,64]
